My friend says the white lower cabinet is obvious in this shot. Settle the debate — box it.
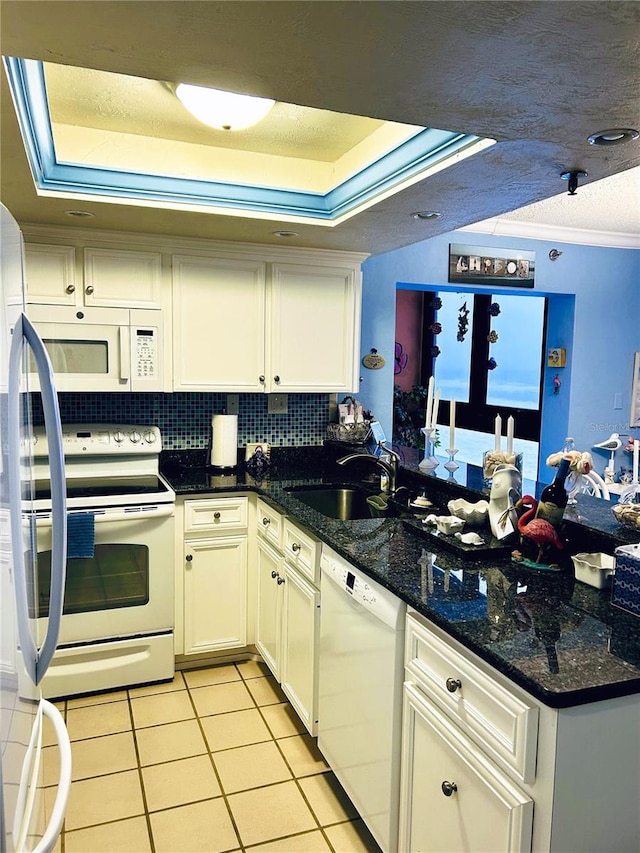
[255,504,320,734]
[181,496,248,657]
[400,682,533,853]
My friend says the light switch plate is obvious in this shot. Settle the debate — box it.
[268,393,288,414]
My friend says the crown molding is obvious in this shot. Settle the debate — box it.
[458,218,640,250]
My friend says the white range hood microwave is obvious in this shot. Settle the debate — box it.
[24,303,164,392]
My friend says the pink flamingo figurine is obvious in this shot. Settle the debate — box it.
[515,495,564,565]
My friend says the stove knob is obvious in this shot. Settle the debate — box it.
[144,430,157,444]
[113,430,125,443]
[130,431,141,443]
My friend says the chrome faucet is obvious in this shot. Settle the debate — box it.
[337,441,399,494]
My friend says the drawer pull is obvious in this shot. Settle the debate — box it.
[262,517,271,526]
[259,375,266,383]
[65,284,76,294]
[274,375,281,384]
[291,543,301,553]
[213,512,221,520]
[85,285,94,295]
[271,570,278,579]
[277,576,285,585]
[441,780,457,797]
[446,677,462,693]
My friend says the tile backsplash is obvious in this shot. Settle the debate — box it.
[31,392,332,449]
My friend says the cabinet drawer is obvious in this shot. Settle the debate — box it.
[256,498,283,549]
[405,613,538,784]
[184,497,248,533]
[282,519,319,585]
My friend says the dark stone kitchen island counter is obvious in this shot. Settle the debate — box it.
[161,448,640,710]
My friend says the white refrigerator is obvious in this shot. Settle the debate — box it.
[1,203,71,852]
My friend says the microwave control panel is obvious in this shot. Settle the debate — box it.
[134,327,158,379]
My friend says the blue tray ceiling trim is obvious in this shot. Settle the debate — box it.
[4,57,491,222]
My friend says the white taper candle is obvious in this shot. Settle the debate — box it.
[494,414,502,452]
[506,416,514,456]
[424,376,434,429]
[431,389,440,430]
[449,399,456,452]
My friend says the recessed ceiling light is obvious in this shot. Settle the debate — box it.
[587,128,639,146]
[411,211,442,220]
[174,83,275,131]
[64,209,95,218]
[272,230,300,237]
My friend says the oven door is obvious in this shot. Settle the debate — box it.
[33,504,175,645]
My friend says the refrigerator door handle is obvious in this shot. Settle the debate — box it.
[33,701,72,853]
[8,312,67,685]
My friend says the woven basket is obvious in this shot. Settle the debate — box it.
[326,422,372,445]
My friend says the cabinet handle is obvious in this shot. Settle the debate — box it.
[446,678,462,693]
[259,375,266,384]
[85,285,94,295]
[274,375,281,384]
[185,554,193,563]
[291,543,300,553]
[262,517,270,526]
[271,570,279,579]
[277,576,285,585]
[213,512,221,520]
[441,781,457,797]
[65,284,75,294]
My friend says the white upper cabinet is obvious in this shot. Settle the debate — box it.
[172,254,266,392]
[172,250,362,393]
[24,243,163,309]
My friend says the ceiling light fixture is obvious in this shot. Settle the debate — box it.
[411,211,442,220]
[587,128,639,146]
[174,83,275,131]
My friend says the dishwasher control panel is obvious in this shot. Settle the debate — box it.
[320,548,405,629]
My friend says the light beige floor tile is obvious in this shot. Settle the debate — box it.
[201,708,272,752]
[64,815,151,852]
[277,733,330,777]
[299,772,359,825]
[228,780,317,847]
[323,819,382,853]
[150,798,239,853]
[246,830,331,852]
[236,659,271,680]
[259,703,306,739]
[131,689,194,728]
[184,664,241,688]
[66,700,131,741]
[44,731,136,785]
[190,680,254,717]
[66,689,128,709]
[214,740,292,793]
[244,675,287,707]
[128,672,186,697]
[136,718,207,766]
[142,754,221,811]
[63,769,145,830]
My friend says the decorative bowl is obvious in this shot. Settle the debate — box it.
[571,552,615,588]
[433,515,466,535]
[447,498,489,526]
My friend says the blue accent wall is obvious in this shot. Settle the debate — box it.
[358,231,640,480]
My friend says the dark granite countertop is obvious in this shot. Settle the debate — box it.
[161,446,640,710]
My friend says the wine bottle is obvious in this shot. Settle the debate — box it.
[536,455,571,527]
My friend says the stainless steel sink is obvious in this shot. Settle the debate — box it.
[284,485,390,520]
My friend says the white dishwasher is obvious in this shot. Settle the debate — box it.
[318,547,406,853]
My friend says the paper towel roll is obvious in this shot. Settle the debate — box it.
[210,414,238,468]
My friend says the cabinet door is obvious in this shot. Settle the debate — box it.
[399,683,533,853]
[255,538,283,679]
[268,263,360,392]
[280,565,320,735]
[172,254,266,391]
[24,244,78,306]
[84,248,163,309]
[184,536,247,655]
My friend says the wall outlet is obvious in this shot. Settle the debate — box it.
[613,393,623,410]
[268,393,288,414]
[226,394,240,415]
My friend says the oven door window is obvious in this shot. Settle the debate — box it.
[34,544,149,616]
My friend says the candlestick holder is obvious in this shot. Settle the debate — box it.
[419,428,439,471]
[444,449,459,472]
